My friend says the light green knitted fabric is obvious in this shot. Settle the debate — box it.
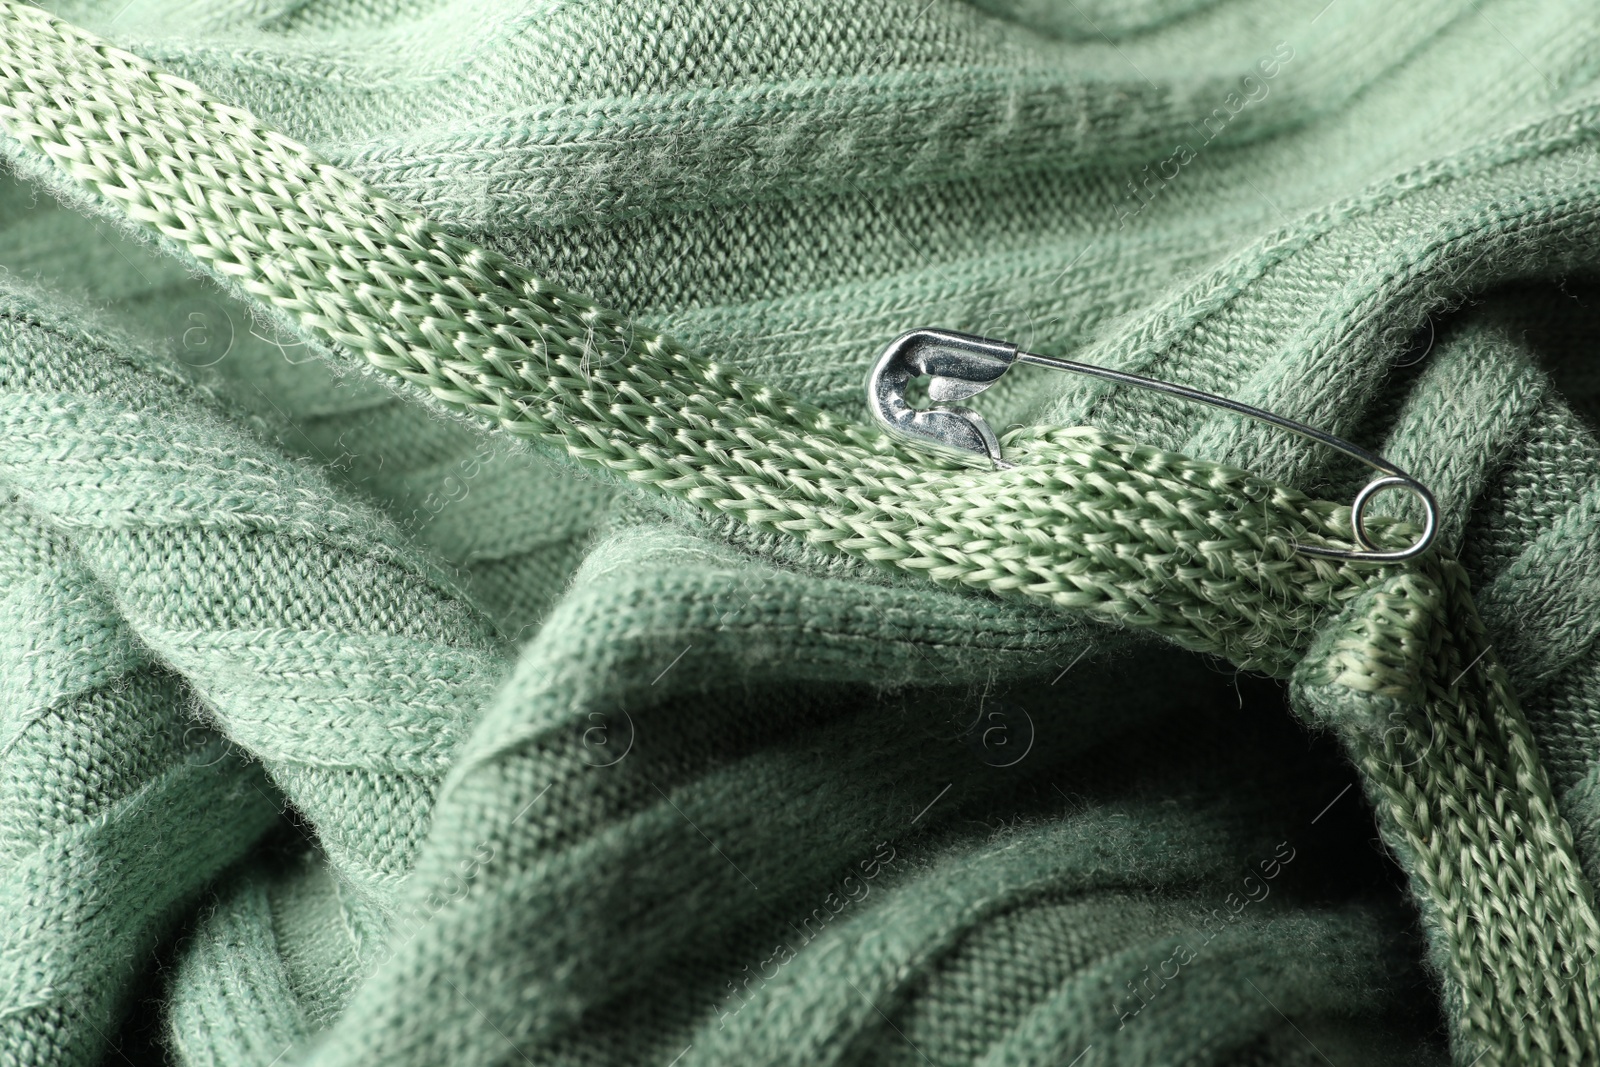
[3,1,1600,1065]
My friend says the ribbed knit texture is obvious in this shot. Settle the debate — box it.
[2,1,1600,1065]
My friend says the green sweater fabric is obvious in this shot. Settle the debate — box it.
[2,0,1600,1064]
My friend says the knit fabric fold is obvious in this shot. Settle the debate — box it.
[4,2,1600,1065]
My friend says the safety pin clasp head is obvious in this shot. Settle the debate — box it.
[867,329,1017,466]
[867,327,1440,565]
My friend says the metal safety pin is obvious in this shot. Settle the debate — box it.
[866,328,1438,564]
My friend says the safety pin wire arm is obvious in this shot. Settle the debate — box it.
[1010,350,1441,564]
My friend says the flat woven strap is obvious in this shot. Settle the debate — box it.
[0,3,1594,1062]
[1295,565,1600,1063]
